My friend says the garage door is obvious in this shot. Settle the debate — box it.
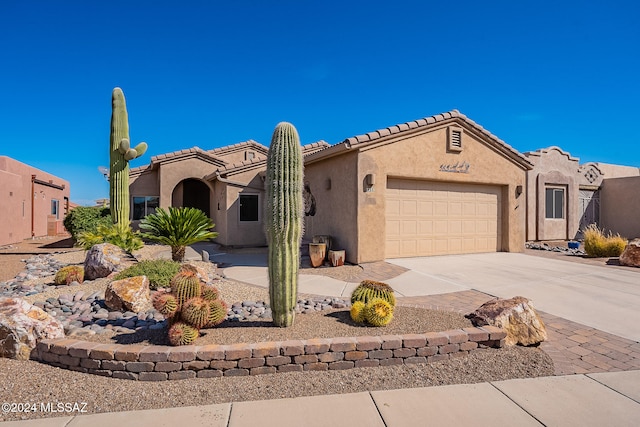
[386,179,502,258]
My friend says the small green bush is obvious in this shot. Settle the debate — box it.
[114,259,181,290]
[583,224,627,257]
[77,222,144,253]
[64,206,111,240]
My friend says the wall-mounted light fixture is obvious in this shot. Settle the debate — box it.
[515,185,523,197]
[364,173,376,192]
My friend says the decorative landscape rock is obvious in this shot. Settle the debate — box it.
[619,239,640,267]
[105,275,152,313]
[0,297,65,360]
[84,243,133,280]
[465,296,547,346]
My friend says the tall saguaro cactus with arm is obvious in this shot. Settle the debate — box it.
[265,122,304,327]
[110,87,148,226]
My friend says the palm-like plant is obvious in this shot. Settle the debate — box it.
[139,207,218,262]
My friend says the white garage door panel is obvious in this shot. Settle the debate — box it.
[386,179,502,258]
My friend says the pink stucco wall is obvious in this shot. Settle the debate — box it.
[0,156,71,246]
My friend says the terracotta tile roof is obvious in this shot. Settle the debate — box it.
[305,110,532,168]
[208,140,269,156]
[130,146,228,178]
[209,141,330,178]
[149,146,226,165]
[302,141,330,155]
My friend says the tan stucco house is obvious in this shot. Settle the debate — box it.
[130,110,535,263]
[129,109,639,263]
[524,146,639,242]
[129,140,329,247]
[0,156,71,246]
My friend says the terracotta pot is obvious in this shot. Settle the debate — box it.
[309,243,327,268]
[312,235,332,258]
[328,250,345,267]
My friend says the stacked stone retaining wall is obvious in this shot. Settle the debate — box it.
[36,326,506,381]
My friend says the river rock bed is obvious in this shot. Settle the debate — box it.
[525,242,586,256]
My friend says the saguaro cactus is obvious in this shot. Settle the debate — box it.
[110,87,148,226]
[265,122,304,327]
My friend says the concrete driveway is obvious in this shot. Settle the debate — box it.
[387,252,640,342]
[209,245,640,342]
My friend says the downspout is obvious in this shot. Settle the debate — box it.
[31,174,36,238]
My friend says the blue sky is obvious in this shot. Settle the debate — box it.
[1,1,638,205]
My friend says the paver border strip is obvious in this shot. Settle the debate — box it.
[35,326,506,381]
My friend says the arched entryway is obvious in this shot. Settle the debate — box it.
[171,178,211,217]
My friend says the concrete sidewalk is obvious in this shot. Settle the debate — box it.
[3,370,640,426]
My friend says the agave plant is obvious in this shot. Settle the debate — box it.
[139,207,218,262]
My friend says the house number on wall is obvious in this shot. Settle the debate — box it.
[440,161,470,173]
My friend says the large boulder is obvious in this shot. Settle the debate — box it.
[105,276,152,313]
[84,243,133,280]
[465,296,547,346]
[620,239,640,267]
[0,297,65,360]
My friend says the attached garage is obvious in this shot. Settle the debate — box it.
[385,179,502,258]
[303,110,532,264]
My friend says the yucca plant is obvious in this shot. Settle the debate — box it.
[139,207,218,262]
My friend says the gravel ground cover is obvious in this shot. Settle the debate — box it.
[0,237,555,422]
[0,346,553,422]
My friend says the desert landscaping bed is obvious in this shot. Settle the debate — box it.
[0,238,555,421]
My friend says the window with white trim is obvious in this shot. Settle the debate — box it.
[545,188,564,219]
[132,196,159,220]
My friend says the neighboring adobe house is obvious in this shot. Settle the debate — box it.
[524,146,640,241]
[128,140,329,246]
[0,156,71,246]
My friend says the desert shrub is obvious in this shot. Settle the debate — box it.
[76,222,144,253]
[64,206,111,240]
[583,224,627,257]
[54,265,85,285]
[114,259,181,289]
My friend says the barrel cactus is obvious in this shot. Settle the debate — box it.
[168,322,199,346]
[351,280,396,308]
[201,284,220,302]
[350,300,366,324]
[110,87,148,226]
[153,270,228,345]
[171,270,202,309]
[205,299,228,327]
[364,298,394,327]
[264,122,304,327]
[181,297,210,330]
[152,292,178,319]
